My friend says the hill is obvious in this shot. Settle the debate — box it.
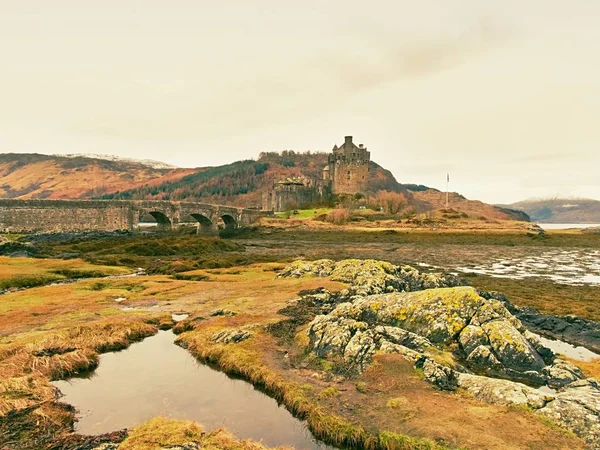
[507,198,600,223]
[101,151,409,207]
[412,190,530,222]
[0,153,193,199]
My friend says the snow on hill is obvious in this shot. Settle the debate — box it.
[55,153,178,170]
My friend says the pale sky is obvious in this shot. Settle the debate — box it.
[1,1,599,204]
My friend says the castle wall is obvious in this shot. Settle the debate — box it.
[263,184,325,212]
[331,161,369,195]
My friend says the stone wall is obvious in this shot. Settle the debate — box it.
[0,199,268,233]
[262,183,332,212]
[0,200,133,232]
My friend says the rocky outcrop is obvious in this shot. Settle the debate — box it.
[539,379,600,448]
[279,259,467,296]
[307,286,560,385]
[303,281,598,446]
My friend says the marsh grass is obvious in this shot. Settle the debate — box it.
[468,274,600,321]
[120,416,284,450]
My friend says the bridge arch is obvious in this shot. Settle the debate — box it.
[188,213,214,233]
[218,214,237,231]
[139,210,172,230]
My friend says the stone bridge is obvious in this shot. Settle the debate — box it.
[0,199,271,234]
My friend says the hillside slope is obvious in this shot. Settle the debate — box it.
[0,154,193,199]
[102,151,409,207]
[413,190,530,222]
[507,198,600,223]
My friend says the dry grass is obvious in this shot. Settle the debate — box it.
[567,357,600,378]
[120,416,288,450]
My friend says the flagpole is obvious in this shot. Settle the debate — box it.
[445,173,449,209]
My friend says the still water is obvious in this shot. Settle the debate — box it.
[538,223,600,230]
[52,330,334,450]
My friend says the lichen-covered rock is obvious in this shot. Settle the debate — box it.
[379,342,427,363]
[543,359,585,389]
[482,319,545,373]
[522,330,555,365]
[277,259,336,278]
[278,259,467,296]
[339,287,484,344]
[211,328,251,344]
[539,379,600,448]
[307,286,550,383]
[375,326,433,353]
[466,345,503,372]
[459,325,489,355]
[420,359,459,391]
[343,329,378,370]
[307,315,362,357]
[456,373,552,409]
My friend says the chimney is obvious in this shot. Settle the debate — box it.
[359,144,364,149]
[344,136,353,145]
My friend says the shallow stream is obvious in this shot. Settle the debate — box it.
[52,330,334,450]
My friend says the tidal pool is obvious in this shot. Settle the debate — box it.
[535,333,600,362]
[52,330,334,450]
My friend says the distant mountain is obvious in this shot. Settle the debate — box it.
[56,153,178,170]
[506,198,600,223]
[0,153,192,199]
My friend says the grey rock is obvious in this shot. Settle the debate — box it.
[539,379,600,448]
[459,325,489,355]
[343,329,378,370]
[543,359,585,389]
[481,319,545,373]
[466,345,503,373]
[420,359,459,391]
[457,373,552,409]
[379,342,427,363]
[211,328,251,344]
[210,309,237,317]
[375,325,433,353]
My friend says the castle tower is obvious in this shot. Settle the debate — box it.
[326,136,370,195]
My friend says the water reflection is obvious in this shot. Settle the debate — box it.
[53,331,334,450]
[534,333,600,362]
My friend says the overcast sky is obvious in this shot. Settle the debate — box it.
[1,1,599,204]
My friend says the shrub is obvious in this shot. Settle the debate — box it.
[325,209,350,225]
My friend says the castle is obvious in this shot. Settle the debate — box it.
[262,136,371,212]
